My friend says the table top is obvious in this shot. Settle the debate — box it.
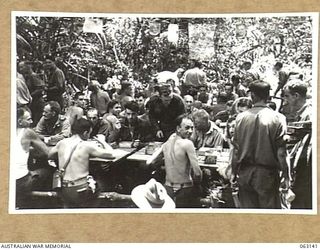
[90,142,231,169]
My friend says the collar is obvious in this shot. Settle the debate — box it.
[205,120,220,135]
[296,102,311,119]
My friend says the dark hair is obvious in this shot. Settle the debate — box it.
[46,101,61,115]
[226,115,237,139]
[175,114,192,128]
[231,74,240,84]
[17,106,31,124]
[243,61,252,68]
[194,60,203,68]
[107,100,121,113]
[71,118,92,135]
[135,92,146,99]
[285,80,308,98]
[248,80,270,101]
[231,97,253,115]
[124,101,139,113]
[74,92,85,100]
[274,62,283,69]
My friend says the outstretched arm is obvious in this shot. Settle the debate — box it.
[88,142,115,159]
[146,146,164,167]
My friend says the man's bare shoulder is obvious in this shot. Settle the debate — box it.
[24,128,40,140]
[178,138,195,150]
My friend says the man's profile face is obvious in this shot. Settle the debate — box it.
[43,105,55,120]
[125,108,138,123]
[177,118,194,139]
[19,111,33,128]
[283,88,297,107]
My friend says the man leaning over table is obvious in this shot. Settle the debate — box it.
[191,109,225,150]
[48,118,115,208]
[35,101,71,145]
[147,114,202,208]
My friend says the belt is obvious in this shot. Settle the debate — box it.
[165,181,193,189]
[62,176,88,188]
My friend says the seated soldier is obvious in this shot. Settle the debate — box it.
[119,101,155,143]
[35,101,71,145]
[191,109,225,149]
[48,118,114,208]
[86,108,114,141]
[15,107,49,209]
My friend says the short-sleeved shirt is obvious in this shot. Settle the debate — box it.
[233,105,287,169]
[191,120,225,149]
[35,115,71,142]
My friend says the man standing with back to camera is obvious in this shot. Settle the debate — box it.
[231,80,290,209]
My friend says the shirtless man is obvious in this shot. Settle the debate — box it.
[48,118,114,208]
[65,92,85,126]
[147,114,202,208]
[15,107,48,209]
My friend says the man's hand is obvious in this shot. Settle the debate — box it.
[156,130,164,139]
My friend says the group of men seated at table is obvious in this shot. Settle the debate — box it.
[15,68,312,210]
[15,76,242,209]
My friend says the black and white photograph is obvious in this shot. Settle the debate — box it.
[10,12,318,213]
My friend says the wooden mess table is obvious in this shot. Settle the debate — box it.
[90,142,230,170]
[29,141,232,209]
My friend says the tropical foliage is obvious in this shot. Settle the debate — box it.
[16,15,314,90]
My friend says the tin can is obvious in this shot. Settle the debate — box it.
[145,143,155,155]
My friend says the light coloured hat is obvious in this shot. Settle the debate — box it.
[131,178,175,209]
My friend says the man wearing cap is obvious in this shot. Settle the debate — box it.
[148,81,186,142]
[231,80,290,209]
[43,57,66,109]
[147,114,203,208]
